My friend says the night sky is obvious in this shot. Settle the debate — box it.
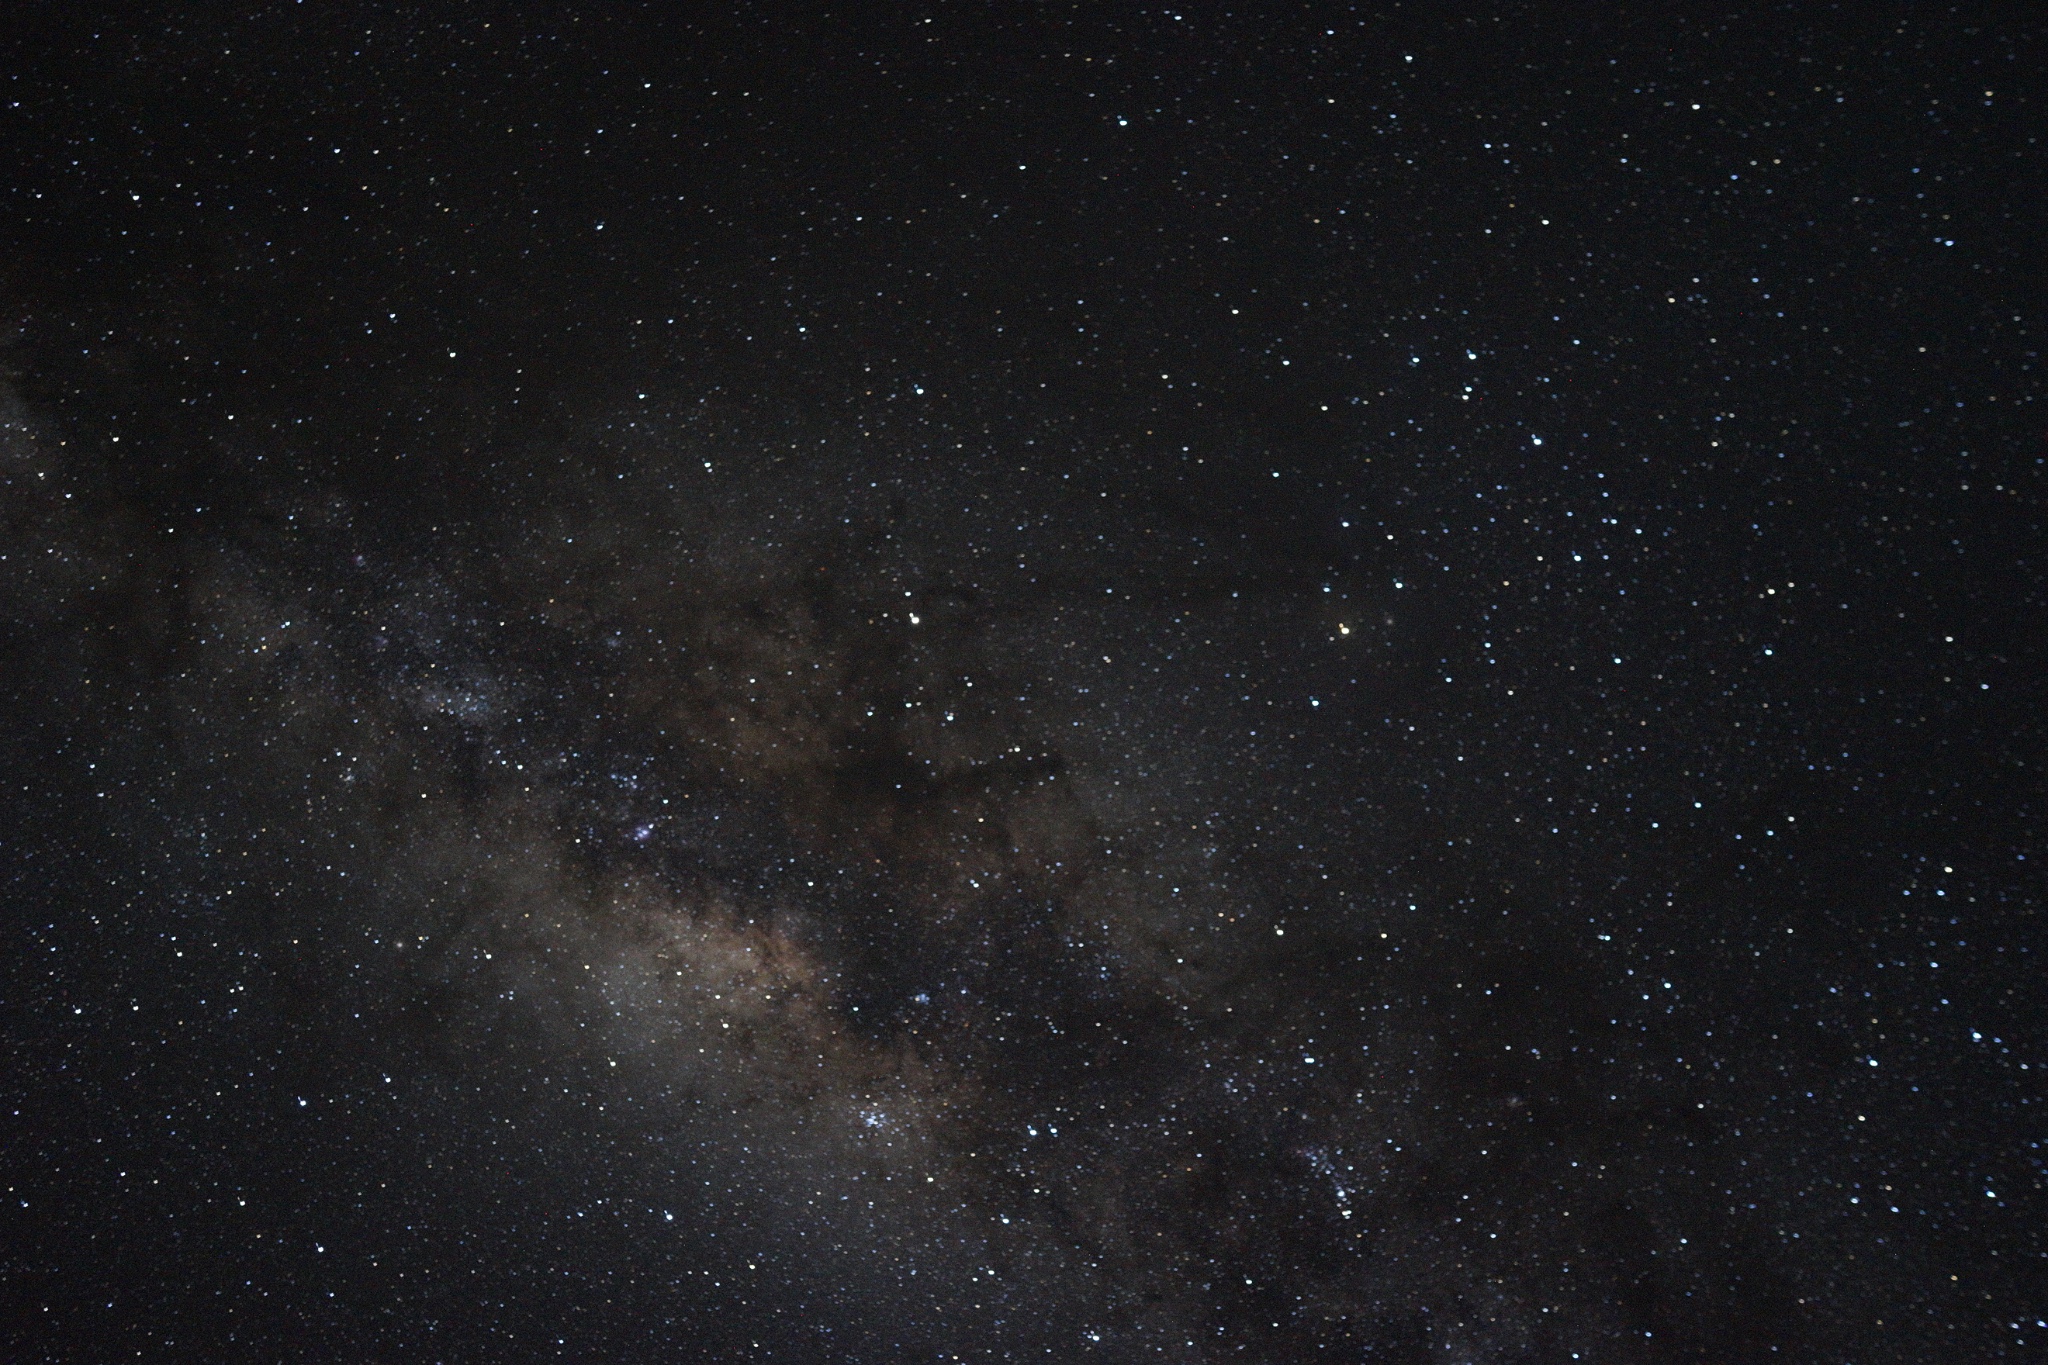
[2,5,2043,1361]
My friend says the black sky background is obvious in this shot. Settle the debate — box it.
[2,3,2043,1362]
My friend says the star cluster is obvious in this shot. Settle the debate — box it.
[2,5,2042,1362]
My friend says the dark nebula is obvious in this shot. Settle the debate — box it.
[2,5,2042,1362]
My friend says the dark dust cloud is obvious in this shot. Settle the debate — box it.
[2,5,2043,1362]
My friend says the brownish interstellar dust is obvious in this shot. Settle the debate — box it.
[1,380,1820,1361]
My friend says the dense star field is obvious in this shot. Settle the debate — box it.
[2,4,2042,1361]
